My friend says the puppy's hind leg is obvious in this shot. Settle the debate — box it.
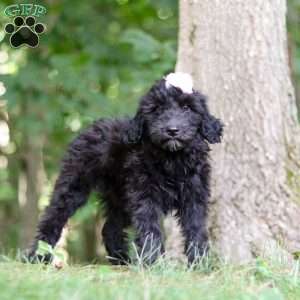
[26,169,92,263]
[26,126,103,262]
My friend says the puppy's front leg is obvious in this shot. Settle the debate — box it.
[129,198,164,265]
[179,200,209,265]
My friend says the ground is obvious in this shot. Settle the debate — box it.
[0,255,299,300]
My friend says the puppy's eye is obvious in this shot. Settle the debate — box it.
[149,105,158,113]
[181,104,190,111]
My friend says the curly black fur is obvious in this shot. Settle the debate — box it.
[27,78,223,265]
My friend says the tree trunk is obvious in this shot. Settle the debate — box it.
[175,0,300,262]
[82,217,97,262]
[19,135,45,249]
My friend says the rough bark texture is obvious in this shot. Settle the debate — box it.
[174,0,300,262]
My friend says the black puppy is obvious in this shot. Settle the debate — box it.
[28,73,223,265]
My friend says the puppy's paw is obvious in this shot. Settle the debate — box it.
[21,241,54,264]
[21,248,53,264]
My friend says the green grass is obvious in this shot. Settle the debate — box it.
[0,255,299,300]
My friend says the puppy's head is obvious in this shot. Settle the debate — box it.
[125,73,223,151]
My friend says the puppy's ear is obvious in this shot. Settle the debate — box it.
[122,113,144,144]
[201,114,224,144]
[195,92,224,144]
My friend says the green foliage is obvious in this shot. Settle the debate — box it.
[1,0,177,161]
[288,0,300,75]
[288,0,300,116]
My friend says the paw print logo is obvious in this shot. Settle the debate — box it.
[4,16,45,48]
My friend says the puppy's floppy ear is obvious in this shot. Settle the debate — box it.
[195,92,224,144]
[122,112,144,144]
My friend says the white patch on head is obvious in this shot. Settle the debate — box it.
[165,72,193,94]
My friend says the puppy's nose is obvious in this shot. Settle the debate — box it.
[167,126,179,137]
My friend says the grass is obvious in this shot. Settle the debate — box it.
[0,254,299,300]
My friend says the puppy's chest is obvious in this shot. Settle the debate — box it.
[124,150,202,212]
[148,160,196,212]
[156,176,186,212]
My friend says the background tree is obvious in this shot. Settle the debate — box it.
[176,0,300,262]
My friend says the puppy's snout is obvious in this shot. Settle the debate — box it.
[166,126,179,137]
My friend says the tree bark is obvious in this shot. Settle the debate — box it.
[175,0,300,262]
